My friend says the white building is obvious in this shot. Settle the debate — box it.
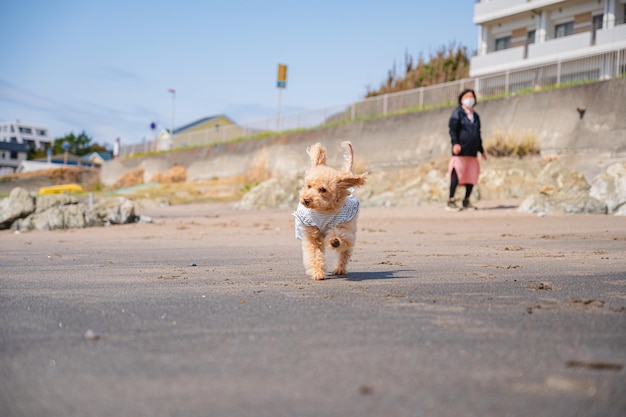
[0,141,28,175]
[471,0,626,78]
[0,120,52,151]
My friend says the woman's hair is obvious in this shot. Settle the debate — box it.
[458,88,477,105]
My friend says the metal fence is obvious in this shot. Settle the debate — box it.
[120,47,625,157]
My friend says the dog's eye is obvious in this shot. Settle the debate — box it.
[319,187,327,193]
[307,185,312,189]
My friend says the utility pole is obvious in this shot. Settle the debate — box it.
[168,88,176,147]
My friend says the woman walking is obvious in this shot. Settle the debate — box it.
[447,88,487,211]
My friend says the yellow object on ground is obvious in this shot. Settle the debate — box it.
[38,184,84,195]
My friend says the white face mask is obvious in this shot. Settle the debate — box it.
[462,98,475,108]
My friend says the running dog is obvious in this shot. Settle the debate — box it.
[293,141,367,280]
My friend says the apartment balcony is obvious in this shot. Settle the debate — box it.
[471,20,626,76]
[474,0,567,24]
[470,46,526,75]
[527,31,592,60]
[597,23,626,44]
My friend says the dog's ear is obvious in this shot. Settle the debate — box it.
[338,172,367,189]
[307,143,327,167]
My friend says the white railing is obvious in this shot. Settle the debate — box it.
[119,47,625,157]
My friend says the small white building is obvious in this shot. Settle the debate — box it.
[0,141,29,176]
[471,0,626,78]
[0,120,52,151]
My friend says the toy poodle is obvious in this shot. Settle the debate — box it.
[293,141,367,280]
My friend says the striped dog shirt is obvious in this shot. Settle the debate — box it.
[293,195,360,240]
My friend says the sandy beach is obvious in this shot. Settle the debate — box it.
[1,201,625,416]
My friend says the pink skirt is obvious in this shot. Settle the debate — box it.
[448,156,480,185]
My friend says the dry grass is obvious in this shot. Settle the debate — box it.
[114,167,144,188]
[150,165,187,183]
[367,43,470,97]
[0,167,92,183]
[484,129,540,158]
[245,156,271,183]
[123,177,247,205]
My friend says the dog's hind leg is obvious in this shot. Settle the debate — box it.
[328,221,357,276]
[332,247,353,276]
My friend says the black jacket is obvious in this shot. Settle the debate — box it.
[448,105,484,157]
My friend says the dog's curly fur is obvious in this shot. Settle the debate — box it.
[295,142,367,280]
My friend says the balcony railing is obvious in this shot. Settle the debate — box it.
[474,0,566,24]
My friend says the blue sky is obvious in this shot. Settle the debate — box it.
[0,1,477,147]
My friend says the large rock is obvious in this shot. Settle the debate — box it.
[0,187,35,229]
[236,177,301,210]
[517,160,608,214]
[35,194,79,213]
[14,205,87,231]
[87,197,136,225]
[519,192,607,215]
[477,159,542,201]
[11,195,137,231]
[539,160,590,192]
[362,169,447,207]
[589,162,626,215]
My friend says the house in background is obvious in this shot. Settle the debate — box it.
[0,141,28,176]
[471,0,626,78]
[0,120,52,152]
[170,114,246,149]
[84,151,113,167]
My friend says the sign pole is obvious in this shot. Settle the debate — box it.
[276,88,282,131]
[62,141,69,166]
[150,122,157,152]
[276,63,287,132]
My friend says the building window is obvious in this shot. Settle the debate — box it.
[10,137,17,143]
[495,36,511,51]
[215,124,220,132]
[36,129,47,136]
[527,29,536,44]
[10,151,18,159]
[592,14,603,30]
[555,22,574,38]
[19,127,33,134]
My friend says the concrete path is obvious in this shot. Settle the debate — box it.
[1,202,625,417]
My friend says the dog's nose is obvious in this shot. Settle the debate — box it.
[303,198,311,206]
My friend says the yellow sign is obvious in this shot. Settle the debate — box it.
[277,64,287,88]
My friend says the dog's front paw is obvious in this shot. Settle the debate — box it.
[332,267,347,276]
[312,271,326,280]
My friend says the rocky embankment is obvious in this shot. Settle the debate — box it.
[0,187,144,231]
[2,158,624,233]
[237,158,626,215]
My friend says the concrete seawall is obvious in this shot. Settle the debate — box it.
[101,78,626,186]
